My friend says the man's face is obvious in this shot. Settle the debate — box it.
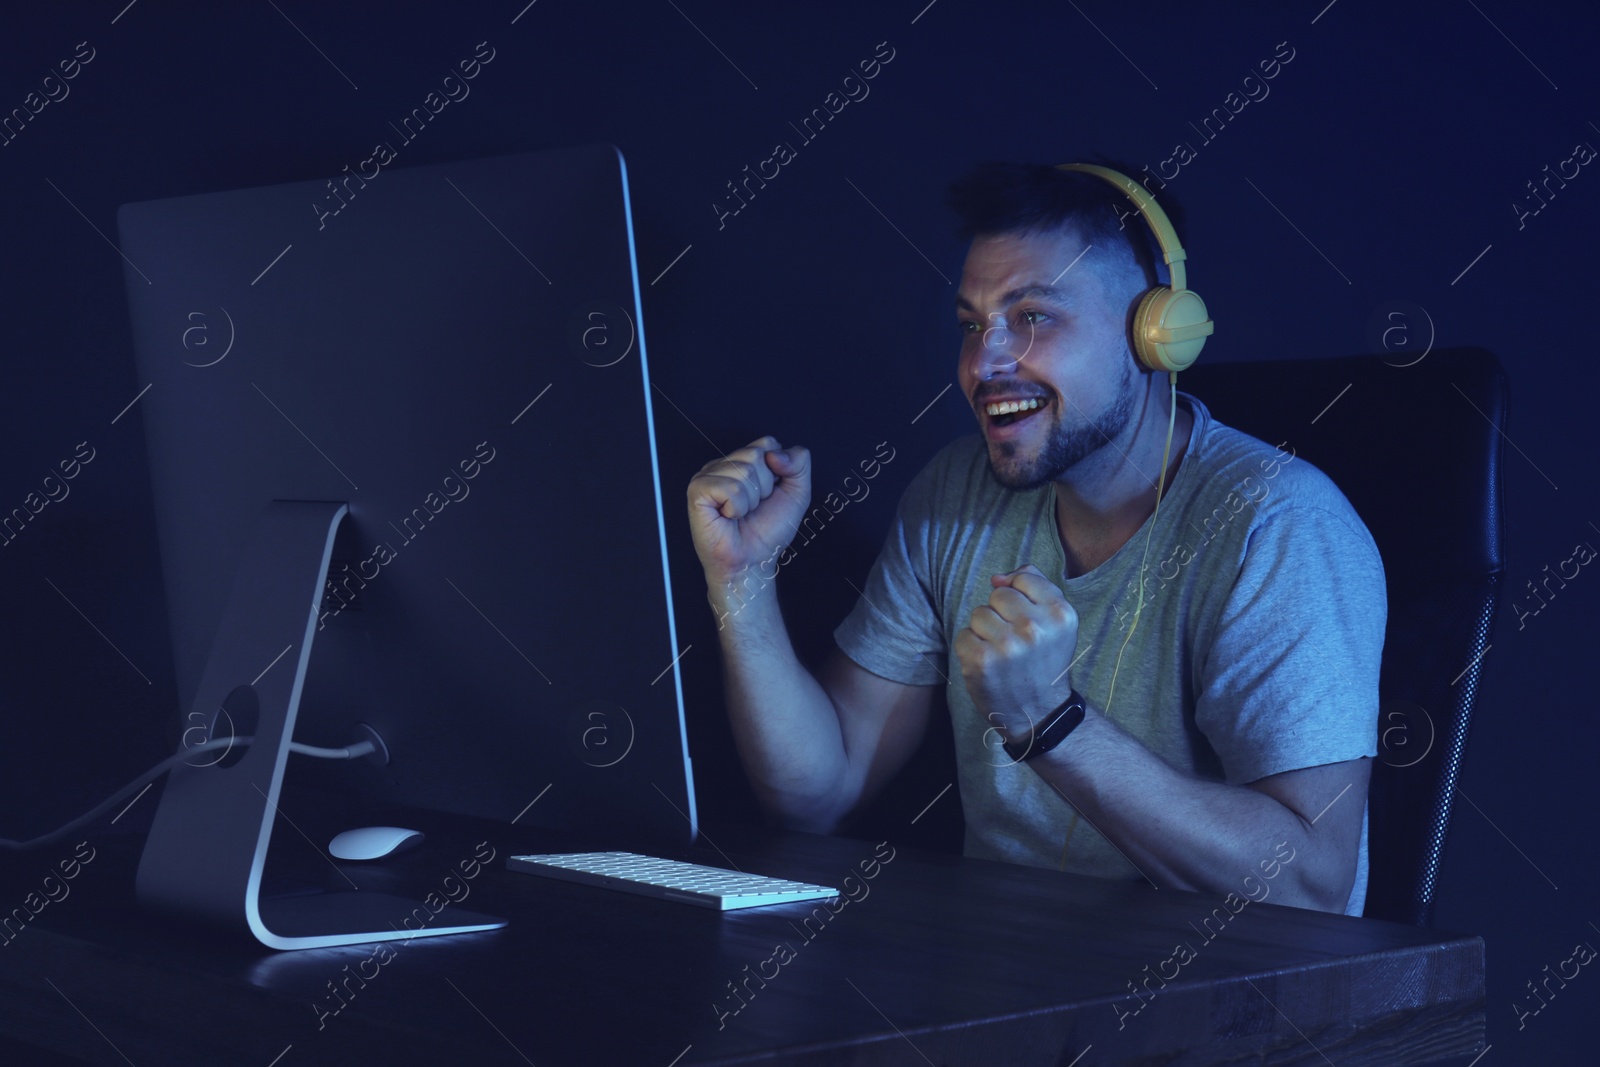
[956,226,1141,491]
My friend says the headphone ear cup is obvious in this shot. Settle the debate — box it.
[1132,286,1212,374]
[1130,287,1169,373]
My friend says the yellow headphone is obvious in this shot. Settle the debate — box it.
[1044,163,1215,871]
[1054,163,1214,373]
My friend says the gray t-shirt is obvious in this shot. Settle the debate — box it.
[833,392,1383,916]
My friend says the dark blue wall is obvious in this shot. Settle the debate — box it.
[1,2,1594,1061]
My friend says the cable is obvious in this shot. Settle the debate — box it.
[289,740,376,760]
[1105,371,1180,714]
[0,735,376,852]
[1059,370,1180,871]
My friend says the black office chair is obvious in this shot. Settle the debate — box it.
[1183,347,1508,925]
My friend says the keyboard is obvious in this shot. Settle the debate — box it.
[507,851,839,910]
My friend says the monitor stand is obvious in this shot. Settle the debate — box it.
[135,501,506,950]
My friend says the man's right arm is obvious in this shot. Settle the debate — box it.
[689,436,935,832]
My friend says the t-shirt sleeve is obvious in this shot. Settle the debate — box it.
[832,456,949,687]
[1195,503,1385,785]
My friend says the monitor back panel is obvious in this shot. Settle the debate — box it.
[117,145,696,845]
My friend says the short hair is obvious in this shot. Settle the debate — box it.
[946,160,1187,290]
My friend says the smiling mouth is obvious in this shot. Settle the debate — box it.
[984,397,1047,428]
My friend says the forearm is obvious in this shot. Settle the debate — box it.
[1030,703,1358,912]
[709,572,852,831]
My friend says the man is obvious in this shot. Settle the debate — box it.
[685,162,1383,915]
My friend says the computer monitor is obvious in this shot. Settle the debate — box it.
[116,144,697,948]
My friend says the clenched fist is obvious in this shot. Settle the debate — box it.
[686,435,811,588]
[953,564,1079,742]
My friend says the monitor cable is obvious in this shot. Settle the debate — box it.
[0,733,380,852]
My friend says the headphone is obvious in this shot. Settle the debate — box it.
[1043,163,1214,871]
[1054,163,1214,373]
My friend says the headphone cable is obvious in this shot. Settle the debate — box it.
[1059,370,1179,870]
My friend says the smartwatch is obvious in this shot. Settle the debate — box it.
[1002,690,1087,763]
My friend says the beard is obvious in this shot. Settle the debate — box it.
[984,360,1138,492]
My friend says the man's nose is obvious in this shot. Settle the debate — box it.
[974,317,1023,376]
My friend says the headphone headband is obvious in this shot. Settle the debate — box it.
[1054,163,1189,291]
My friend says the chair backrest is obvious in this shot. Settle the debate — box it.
[1181,347,1507,925]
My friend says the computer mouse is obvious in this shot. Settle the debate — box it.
[329,826,425,861]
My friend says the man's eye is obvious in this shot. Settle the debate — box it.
[1019,310,1049,326]
[958,320,981,335]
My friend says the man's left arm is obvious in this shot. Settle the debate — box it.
[956,504,1384,913]
[1027,707,1369,911]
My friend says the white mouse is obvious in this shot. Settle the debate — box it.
[329,826,425,861]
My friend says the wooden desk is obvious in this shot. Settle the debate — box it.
[0,814,1485,1066]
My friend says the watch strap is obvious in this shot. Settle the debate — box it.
[1002,690,1087,763]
